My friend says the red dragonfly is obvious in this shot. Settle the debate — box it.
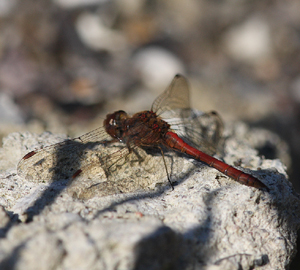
[17,74,267,195]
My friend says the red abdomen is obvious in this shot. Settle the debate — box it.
[164,131,267,190]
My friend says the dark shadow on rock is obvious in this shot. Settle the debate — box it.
[0,210,20,239]
[133,226,187,270]
[0,242,25,270]
[22,140,101,222]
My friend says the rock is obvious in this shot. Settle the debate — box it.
[222,16,272,64]
[0,124,299,270]
[75,12,127,52]
[133,47,185,92]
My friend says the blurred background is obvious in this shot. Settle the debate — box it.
[0,0,299,267]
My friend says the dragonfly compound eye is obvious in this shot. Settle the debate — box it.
[104,110,128,139]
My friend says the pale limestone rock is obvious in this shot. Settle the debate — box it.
[0,125,299,270]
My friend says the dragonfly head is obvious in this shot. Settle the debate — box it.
[104,110,129,140]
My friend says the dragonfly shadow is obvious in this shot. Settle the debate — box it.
[24,139,103,222]
[18,136,198,221]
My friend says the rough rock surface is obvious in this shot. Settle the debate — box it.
[0,124,299,270]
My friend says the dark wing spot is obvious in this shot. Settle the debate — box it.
[72,169,82,179]
[23,151,37,159]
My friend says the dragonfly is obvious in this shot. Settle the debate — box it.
[17,74,268,197]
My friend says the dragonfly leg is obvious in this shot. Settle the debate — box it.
[158,146,174,190]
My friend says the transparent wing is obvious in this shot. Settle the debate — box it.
[17,126,125,182]
[152,74,223,155]
[163,109,223,156]
[68,140,151,198]
[151,74,190,115]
